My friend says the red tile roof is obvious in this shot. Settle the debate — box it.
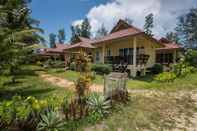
[64,37,95,50]
[46,48,63,53]
[91,19,162,47]
[55,43,70,50]
[157,38,182,50]
[65,42,95,50]
[78,37,91,42]
[92,28,143,45]
[45,44,71,53]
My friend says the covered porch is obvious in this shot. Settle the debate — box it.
[94,35,158,77]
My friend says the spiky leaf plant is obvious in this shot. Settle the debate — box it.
[87,94,111,117]
[37,110,65,131]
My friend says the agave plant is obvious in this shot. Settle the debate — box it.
[87,94,111,117]
[37,110,65,131]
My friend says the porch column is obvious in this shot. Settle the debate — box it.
[102,45,105,64]
[132,37,137,77]
[64,53,68,69]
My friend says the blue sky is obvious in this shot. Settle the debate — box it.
[30,0,107,44]
[30,0,197,46]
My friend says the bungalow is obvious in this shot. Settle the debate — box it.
[44,19,182,77]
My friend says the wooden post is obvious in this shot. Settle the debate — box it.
[64,53,68,69]
[102,45,105,64]
[132,37,137,77]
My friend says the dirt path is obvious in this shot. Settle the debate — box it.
[39,72,104,93]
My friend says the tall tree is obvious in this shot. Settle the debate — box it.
[81,18,91,38]
[0,0,43,82]
[70,25,81,44]
[49,33,56,48]
[176,8,197,48]
[70,18,91,43]
[166,32,180,44]
[144,13,154,36]
[95,24,108,38]
[58,28,65,44]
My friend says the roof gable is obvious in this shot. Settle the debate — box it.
[110,19,132,33]
[159,38,171,43]
[71,36,91,44]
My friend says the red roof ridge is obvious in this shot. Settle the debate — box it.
[78,36,91,42]
[157,38,182,50]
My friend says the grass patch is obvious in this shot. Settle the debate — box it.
[0,65,73,101]
[127,73,197,91]
[46,68,104,85]
[46,67,197,91]
[81,92,196,131]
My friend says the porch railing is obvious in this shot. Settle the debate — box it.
[104,55,133,65]
[104,54,150,65]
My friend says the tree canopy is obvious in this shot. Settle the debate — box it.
[70,18,91,43]
[144,13,154,36]
[49,33,56,48]
[58,28,66,44]
[176,8,197,48]
[0,0,43,79]
[95,24,108,39]
[166,32,180,44]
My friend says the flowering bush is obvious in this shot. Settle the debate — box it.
[173,63,195,77]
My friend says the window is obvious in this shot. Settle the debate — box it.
[123,48,129,56]
[107,49,111,56]
[119,47,144,56]
[156,53,173,64]
[119,49,124,56]
[119,48,133,56]
[96,51,100,62]
[129,48,133,55]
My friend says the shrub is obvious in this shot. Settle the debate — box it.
[91,64,112,75]
[173,63,195,77]
[69,62,76,71]
[154,72,177,83]
[87,94,111,117]
[46,95,64,111]
[151,64,163,74]
[53,60,65,68]
[0,96,49,130]
[0,96,47,130]
[86,112,103,124]
[37,110,65,131]
[43,59,53,68]
[36,61,43,66]
[185,49,197,67]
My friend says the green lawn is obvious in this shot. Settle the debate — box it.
[46,67,197,91]
[0,65,73,101]
[1,65,197,130]
[46,68,104,85]
[127,73,197,91]
[81,91,196,131]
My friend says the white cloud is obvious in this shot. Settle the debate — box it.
[72,19,83,27]
[74,0,197,38]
